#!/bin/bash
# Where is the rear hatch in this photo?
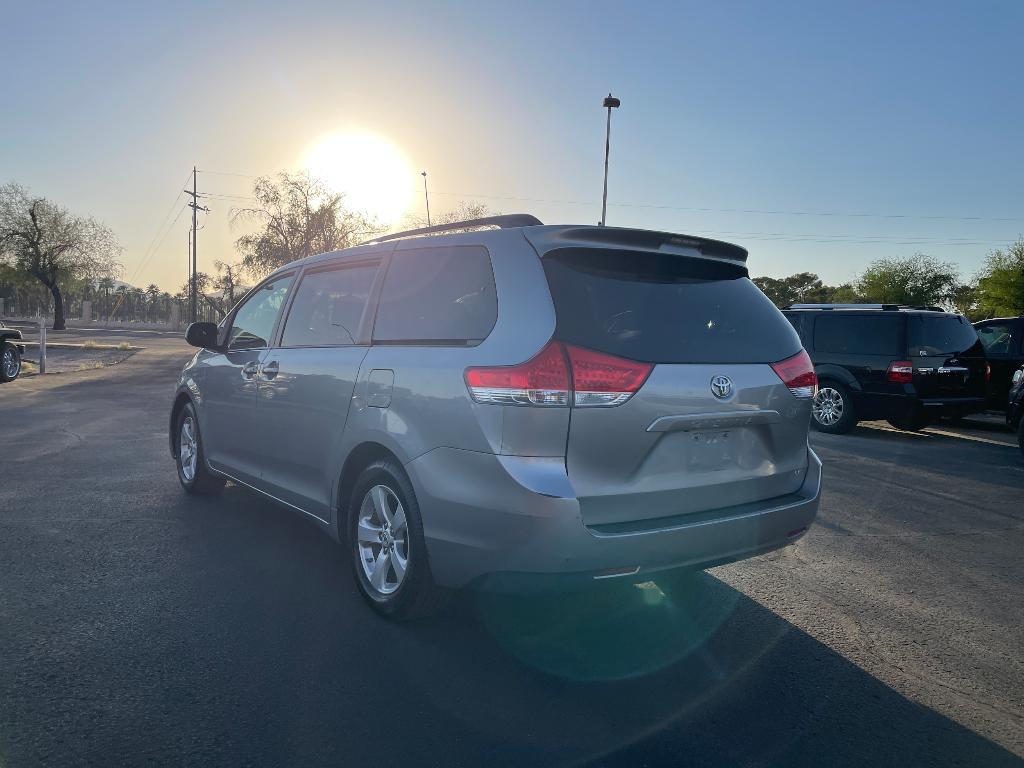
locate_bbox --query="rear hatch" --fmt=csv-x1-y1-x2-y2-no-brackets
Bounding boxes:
541,244,812,528
906,314,986,400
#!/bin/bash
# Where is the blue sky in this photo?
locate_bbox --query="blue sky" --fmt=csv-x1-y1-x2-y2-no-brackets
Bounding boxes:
2,0,1021,291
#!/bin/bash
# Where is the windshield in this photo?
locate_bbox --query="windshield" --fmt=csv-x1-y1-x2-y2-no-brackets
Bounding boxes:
907,314,983,357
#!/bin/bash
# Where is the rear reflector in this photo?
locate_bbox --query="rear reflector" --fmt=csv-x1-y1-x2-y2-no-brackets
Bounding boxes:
465,341,652,407
887,360,913,384
770,349,817,398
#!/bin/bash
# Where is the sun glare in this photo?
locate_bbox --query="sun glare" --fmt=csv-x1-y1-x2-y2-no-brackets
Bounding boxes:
302,132,413,224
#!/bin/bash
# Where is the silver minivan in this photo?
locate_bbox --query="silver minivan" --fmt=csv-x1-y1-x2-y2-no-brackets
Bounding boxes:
170,216,822,619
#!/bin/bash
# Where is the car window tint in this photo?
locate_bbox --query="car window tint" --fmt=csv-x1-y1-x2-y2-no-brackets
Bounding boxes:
373,246,497,344
282,263,379,347
976,324,1014,355
543,249,801,364
228,274,294,350
813,315,901,355
908,314,982,356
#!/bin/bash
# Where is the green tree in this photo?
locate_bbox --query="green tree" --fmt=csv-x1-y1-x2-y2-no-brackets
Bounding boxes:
854,253,959,307
975,239,1024,318
751,272,860,308
0,183,121,329
232,171,384,278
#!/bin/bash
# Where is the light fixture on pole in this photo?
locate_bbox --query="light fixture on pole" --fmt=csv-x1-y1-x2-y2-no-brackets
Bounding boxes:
600,93,621,227
421,171,431,227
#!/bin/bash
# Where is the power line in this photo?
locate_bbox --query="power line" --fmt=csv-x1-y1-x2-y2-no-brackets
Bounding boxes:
427,189,1023,223
196,169,258,178
123,170,194,288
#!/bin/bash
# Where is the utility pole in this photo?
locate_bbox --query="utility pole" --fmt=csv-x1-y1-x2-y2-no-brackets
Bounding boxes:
600,93,621,227
421,171,431,226
184,167,209,323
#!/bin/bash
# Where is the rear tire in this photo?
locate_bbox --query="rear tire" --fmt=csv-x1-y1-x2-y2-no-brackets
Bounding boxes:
174,402,226,495
1,342,20,382
812,381,856,434
348,458,446,620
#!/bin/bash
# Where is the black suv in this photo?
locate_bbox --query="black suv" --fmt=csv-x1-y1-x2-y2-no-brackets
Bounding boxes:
782,304,987,433
973,316,1024,412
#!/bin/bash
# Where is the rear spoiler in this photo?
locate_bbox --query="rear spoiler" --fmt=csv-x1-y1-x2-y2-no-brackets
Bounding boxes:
523,225,748,266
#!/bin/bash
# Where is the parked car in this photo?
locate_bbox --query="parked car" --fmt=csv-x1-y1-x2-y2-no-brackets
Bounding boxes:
1008,365,1024,456
169,216,822,619
0,321,24,383
973,316,1024,412
782,304,987,433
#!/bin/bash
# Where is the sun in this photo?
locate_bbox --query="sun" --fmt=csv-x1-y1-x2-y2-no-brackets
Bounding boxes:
301,132,413,224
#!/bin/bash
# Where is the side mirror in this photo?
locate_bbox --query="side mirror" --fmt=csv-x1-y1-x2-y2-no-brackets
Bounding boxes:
185,321,221,349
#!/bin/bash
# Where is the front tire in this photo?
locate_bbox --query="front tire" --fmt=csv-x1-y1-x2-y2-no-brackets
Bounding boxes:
812,381,857,434
175,402,226,495
1,342,21,382
348,458,444,620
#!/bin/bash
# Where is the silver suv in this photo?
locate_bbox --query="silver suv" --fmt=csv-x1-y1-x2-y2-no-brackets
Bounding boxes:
170,216,822,619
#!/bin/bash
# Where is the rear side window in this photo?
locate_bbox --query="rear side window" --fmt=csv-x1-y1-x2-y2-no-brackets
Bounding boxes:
813,315,901,355
908,314,982,356
976,323,1015,355
373,246,497,344
281,262,379,347
542,249,801,364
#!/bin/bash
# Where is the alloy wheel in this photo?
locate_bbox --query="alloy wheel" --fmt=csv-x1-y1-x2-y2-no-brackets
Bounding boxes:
179,416,198,482
813,387,844,426
2,348,17,379
356,484,409,596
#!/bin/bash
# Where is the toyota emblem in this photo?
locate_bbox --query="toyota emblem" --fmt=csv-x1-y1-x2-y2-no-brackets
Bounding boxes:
710,375,733,399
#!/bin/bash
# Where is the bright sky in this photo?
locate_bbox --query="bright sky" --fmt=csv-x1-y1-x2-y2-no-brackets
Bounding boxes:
2,0,1022,292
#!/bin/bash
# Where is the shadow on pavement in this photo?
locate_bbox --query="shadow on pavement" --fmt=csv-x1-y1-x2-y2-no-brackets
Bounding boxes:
4,483,1018,767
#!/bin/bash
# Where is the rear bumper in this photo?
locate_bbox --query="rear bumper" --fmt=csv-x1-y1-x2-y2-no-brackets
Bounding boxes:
405,446,822,590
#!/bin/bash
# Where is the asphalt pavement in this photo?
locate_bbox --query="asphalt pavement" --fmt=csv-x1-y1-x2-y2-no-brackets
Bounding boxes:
1,330,1021,767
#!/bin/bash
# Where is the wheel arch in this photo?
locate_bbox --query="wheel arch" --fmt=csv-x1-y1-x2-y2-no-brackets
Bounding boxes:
334,442,404,539
169,392,193,458
815,364,862,391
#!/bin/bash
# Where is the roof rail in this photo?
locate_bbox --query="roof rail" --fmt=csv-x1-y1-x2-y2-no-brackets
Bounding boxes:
783,303,947,312
364,214,543,245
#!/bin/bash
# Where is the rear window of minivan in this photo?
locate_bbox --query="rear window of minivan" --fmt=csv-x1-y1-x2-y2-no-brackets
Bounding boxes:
542,249,801,364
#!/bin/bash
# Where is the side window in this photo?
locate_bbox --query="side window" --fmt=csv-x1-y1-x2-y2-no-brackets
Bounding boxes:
227,274,294,350
976,324,1014,355
373,246,497,344
281,262,379,347
813,315,901,355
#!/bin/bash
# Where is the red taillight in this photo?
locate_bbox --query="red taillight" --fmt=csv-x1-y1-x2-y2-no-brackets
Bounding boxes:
464,340,570,405
564,344,653,406
887,360,913,384
465,341,652,407
770,349,817,398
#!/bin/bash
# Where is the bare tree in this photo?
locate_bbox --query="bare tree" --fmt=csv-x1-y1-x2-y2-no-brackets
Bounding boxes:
213,260,244,309
0,183,121,330
231,171,385,278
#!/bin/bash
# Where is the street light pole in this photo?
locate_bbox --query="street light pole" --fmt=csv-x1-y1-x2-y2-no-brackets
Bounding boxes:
421,171,431,227
600,93,621,227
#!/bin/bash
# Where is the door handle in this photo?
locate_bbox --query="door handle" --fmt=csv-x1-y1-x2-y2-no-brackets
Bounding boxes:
241,361,259,380
261,361,279,380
